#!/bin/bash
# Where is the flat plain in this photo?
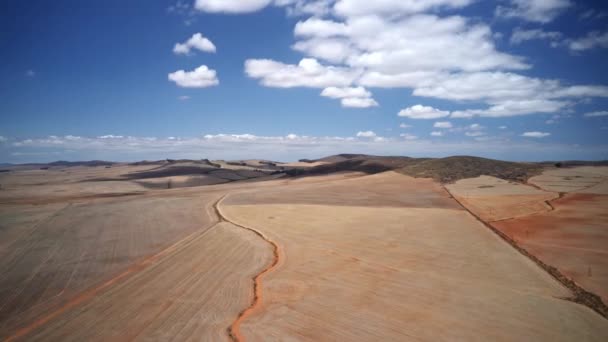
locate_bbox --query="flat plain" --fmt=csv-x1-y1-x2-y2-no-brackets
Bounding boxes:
0,159,607,341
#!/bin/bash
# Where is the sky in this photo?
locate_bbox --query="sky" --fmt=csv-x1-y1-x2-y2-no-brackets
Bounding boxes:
1,0,608,163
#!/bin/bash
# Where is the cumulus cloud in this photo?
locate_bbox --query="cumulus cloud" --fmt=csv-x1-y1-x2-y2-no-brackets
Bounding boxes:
245,58,359,88
341,97,378,108
293,15,528,73
333,0,474,17
178,95,191,100
194,0,272,13
228,0,607,118
521,131,551,138
568,31,608,51
400,133,418,140
320,86,377,108
168,65,219,88
399,123,412,129
496,0,571,23
510,28,562,45
173,33,216,54
398,105,450,119
433,121,453,129
356,130,377,138
412,72,608,118
430,131,444,137
320,86,370,99
584,111,608,117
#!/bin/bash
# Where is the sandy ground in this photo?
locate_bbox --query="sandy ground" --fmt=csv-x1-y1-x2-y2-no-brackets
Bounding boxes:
221,203,608,341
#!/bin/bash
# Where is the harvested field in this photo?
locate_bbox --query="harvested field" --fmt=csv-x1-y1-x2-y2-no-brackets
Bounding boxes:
224,171,460,209
529,166,608,194
220,203,608,341
0,193,221,338
9,222,273,341
1,161,607,341
494,193,608,302
446,175,558,221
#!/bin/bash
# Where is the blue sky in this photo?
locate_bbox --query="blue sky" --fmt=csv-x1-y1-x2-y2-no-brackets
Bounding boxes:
1,0,608,162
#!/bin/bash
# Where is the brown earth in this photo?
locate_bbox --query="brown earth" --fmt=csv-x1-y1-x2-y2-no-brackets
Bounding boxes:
494,193,608,302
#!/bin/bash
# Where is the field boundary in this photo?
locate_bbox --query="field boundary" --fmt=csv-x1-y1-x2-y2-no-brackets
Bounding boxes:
443,185,608,319
215,195,281,342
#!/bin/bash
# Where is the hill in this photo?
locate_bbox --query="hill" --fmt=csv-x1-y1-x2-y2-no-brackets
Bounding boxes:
286,155,543,183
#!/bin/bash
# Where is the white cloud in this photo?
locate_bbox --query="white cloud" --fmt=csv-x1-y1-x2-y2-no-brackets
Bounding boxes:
320,86,370,99
173,33,216,55
25,70,36,77
433,121,453,129
399,123,412,129
468,123,484,130
320,86,377,108
496,0,571,23
568,31,608,51
0,136,7,143
499,125,508,129
579,9,608,21
278,0,335,17
294,15,528,73
584,111,608,117
245,58,359,88
465,131,485,137
233,0,608,118
430,131,444,137
398,105,450,119
194,0,272,13
98,135,124,139
341,97,378,108
178,95,191,100
7,134,607,163
510,28,562,45
333,0,475,17
294,17,349,37
168,65,219,88
400,133,418,140
413,72,608,118
521,131,551,138
356,130,376,138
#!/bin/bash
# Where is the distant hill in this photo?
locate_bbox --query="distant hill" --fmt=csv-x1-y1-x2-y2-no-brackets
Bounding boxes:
286,155,426,177
47,160,115,167
287,155,544,183
398,156,542,183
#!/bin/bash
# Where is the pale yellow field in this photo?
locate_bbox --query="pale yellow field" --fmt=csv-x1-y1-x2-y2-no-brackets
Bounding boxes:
529,166,608,194
15,222,272,341
220,203,608,341
446,175,558,221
